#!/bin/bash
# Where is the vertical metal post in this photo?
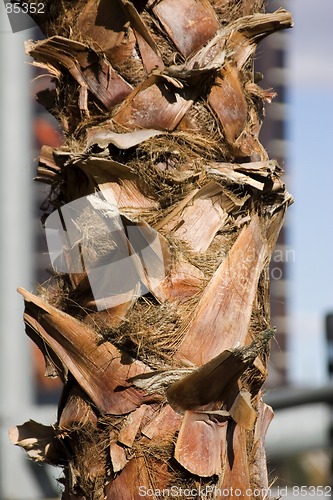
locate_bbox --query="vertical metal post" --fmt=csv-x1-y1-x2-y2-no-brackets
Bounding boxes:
0,6,38,498
325,313,333,494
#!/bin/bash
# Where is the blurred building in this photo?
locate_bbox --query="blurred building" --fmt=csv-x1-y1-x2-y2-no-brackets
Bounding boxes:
256,0,290,387
31,65,63,404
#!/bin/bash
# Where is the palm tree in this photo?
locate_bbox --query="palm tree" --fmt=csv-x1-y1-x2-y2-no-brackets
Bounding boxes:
10,0,293,498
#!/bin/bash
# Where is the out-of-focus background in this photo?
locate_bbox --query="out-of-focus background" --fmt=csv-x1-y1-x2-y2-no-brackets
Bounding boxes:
0,0,332,498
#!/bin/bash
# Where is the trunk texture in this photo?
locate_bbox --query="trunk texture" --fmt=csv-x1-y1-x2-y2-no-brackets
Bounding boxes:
10,1,293,499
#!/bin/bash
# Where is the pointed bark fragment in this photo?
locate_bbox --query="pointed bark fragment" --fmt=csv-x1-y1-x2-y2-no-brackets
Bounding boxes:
58,384,98,431
110,432,128,473
77,0,129,55
180,10,292,75
236,9,293,40
67,158,159,213
162,257,204,303
227,10,293,69
105,457,153,499
229,390,256,430
152,0,219,57
174,410,228,477
24,314,68,382
134,29,165,74
234,127,268,161
110,443,128,474
86,128,164,150
206,159,282,191
9,420,61,464
19,289,154,414
208,64,247,144
115,0,165,75
141,404,182,441
118,405,148,448
112,74,199,131
177,215,269,366
251,401,274,489
35,145,61,184
217,422,252,498
160,182,229,253
167,331,272,414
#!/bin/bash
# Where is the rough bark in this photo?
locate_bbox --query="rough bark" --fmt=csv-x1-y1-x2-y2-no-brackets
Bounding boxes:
10,1,293,499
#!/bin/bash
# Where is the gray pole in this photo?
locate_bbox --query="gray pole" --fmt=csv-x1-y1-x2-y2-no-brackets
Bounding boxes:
0,8,60,498
0,6,38,498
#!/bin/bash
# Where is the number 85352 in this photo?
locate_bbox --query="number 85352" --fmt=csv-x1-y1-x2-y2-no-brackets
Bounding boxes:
5,2,45,14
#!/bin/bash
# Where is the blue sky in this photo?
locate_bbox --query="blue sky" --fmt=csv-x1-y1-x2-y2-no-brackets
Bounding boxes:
286,0,333,384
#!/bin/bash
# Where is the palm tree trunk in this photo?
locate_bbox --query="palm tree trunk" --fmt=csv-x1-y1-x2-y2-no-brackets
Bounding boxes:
10,1,293,498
